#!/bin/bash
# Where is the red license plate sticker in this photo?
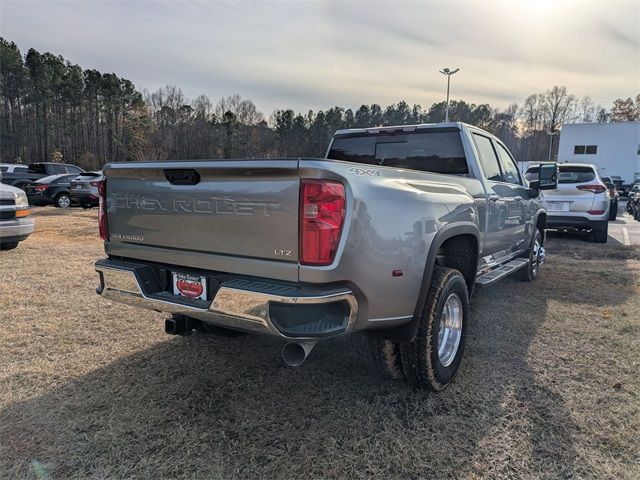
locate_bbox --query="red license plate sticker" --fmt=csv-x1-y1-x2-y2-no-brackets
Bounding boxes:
172,272,207,300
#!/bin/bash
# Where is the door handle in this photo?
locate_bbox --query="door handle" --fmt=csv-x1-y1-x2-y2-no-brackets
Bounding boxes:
489,194,500,202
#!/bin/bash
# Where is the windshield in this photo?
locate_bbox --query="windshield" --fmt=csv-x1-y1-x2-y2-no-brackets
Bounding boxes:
328,130,469,175
37,174,61,183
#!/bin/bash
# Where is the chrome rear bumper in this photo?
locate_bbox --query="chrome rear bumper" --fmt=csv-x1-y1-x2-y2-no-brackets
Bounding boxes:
95,259,358,339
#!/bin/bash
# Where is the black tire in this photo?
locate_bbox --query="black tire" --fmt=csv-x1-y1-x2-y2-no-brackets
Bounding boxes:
55,193,72,208
590,221,608,243
368,335,404,380
517,228,543,282
0,241,19,250
81,203,91,209
635,208,640,221
608,204,618,221
198,323,245,337
400,266,469,391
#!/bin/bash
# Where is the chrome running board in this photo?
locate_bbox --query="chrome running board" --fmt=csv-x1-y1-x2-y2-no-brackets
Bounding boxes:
475,258,529,286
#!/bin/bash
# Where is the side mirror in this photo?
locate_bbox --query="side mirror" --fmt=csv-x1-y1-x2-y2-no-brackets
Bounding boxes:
538,163,558,190
526,180,540,198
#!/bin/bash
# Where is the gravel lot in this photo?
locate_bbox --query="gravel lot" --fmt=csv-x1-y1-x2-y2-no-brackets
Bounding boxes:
1,208,639,479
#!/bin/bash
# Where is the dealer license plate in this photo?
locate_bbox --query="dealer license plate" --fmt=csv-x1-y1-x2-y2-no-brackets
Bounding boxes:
172,272,207,300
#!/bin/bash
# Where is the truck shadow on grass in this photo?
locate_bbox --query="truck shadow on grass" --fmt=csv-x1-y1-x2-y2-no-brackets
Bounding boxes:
2,242,638,479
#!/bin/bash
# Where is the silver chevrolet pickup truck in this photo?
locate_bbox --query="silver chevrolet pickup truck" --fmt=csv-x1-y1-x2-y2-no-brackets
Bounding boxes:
95,122,558,390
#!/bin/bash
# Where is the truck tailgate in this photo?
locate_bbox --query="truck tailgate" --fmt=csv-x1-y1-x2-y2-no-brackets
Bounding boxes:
105,160,300,264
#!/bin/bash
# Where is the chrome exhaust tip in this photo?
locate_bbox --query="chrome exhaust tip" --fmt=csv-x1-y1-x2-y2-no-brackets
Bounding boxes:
281,341,317,367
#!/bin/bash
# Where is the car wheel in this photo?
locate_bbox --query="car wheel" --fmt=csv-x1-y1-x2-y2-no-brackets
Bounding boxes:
55,193,71,208
590,221,608,243
608,204,618,221
368,335,404,380
400,266,468,391
0,241,19,250
517,229,544,282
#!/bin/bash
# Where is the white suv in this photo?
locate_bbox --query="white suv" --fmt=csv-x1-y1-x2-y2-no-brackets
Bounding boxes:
525,163,609,243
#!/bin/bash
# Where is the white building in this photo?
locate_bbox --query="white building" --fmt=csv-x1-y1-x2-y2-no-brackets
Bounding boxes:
557,122,640,184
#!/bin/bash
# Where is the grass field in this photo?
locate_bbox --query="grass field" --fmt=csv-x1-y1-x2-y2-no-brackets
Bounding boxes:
1,208,639,479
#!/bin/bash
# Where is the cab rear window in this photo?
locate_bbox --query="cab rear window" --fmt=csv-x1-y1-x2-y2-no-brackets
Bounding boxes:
328,131,468,175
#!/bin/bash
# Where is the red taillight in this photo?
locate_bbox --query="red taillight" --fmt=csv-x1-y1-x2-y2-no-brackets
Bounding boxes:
299,179,345,266
577,184,606,194
90,180,100,187
98,179,108,240
34,185,47,192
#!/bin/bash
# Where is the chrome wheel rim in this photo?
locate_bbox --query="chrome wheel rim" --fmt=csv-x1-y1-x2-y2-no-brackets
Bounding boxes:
437,293,463,367
531,237,541,276
59,195,70,208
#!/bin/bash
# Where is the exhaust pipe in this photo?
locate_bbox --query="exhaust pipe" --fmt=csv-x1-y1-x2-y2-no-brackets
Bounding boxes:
282,341,317,367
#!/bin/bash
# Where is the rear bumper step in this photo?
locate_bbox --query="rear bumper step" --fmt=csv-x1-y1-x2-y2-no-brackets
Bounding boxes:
95,258,358,339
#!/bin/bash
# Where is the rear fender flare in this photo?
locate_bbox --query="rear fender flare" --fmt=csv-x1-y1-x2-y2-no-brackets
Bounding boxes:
378,222,479,342
533,209,547,244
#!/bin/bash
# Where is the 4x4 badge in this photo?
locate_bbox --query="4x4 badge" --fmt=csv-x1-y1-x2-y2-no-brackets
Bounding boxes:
347,167,382,176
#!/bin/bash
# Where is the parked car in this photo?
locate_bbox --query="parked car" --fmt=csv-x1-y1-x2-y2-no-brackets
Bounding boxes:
0,162,84,191
0,163,30,176
627,185,640,220
0,171,35,250
609,176,625,196
626,184,639,214
601,176,619,220
525,163,609,243
23,174,80,208
70,171,103,208
94,122,558,391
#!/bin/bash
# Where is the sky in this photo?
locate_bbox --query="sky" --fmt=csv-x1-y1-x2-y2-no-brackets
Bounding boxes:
1,0,639,115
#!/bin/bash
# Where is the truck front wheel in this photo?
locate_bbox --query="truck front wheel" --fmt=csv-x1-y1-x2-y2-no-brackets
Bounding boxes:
517,229,543,282
400,266,469,391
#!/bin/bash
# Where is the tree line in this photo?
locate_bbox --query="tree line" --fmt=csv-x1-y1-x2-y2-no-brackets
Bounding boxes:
1,38,639,170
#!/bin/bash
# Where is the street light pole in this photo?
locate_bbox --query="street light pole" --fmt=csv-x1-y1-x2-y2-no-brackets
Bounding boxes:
439,67,460,123
547,130,557,162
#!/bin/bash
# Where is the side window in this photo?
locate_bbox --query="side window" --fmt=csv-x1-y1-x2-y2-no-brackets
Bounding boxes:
0,167,7,173
66,165,83,174
49,164,66,174
472,134,502,182
494,143,521,185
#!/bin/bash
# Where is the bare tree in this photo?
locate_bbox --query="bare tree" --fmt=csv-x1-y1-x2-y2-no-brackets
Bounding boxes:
543,86,577,132
577,96,595,123
215,94,264,125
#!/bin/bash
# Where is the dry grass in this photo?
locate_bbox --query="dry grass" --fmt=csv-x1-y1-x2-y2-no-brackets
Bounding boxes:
1,208,639,479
